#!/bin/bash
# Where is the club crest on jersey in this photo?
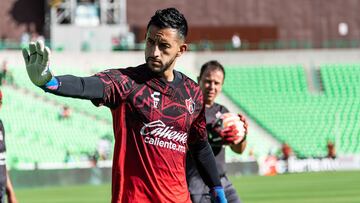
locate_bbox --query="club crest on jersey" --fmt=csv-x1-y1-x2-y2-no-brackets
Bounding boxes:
151,91,160,108
185,98,195,114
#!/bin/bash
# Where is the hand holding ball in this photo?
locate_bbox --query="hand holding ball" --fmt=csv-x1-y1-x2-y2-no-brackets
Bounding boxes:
217,113,248,144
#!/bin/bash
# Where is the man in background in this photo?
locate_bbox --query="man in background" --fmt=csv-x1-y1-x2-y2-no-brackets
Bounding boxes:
187,60,248,203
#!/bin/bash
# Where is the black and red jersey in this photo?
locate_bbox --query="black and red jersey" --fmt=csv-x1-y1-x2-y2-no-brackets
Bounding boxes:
93,64,207,203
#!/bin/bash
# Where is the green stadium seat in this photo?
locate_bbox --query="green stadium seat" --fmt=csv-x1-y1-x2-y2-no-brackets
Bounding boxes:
223,64,360,158
1,86,113,168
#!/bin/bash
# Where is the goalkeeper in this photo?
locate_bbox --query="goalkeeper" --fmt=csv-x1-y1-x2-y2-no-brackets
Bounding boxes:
186,60,248,203
22,8,227,203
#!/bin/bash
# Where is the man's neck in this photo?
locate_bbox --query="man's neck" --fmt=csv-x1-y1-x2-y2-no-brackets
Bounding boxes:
205,102,214,108
162,67,175,82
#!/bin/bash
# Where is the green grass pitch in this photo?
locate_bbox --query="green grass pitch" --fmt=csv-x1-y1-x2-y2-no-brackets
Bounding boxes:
15,171,360,203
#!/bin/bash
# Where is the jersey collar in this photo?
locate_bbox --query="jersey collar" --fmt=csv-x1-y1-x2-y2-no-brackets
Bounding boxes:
140,64,184,96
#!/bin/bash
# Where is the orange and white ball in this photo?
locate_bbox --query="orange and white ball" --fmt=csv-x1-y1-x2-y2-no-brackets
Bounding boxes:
221,113,247,139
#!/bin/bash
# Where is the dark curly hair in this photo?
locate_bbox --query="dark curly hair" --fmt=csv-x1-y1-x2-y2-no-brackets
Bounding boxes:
147,8,188,40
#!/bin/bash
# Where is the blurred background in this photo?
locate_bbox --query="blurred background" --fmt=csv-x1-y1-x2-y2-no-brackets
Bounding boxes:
0,0,359,202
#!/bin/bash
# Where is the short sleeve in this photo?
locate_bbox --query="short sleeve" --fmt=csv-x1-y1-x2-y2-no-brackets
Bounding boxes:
220,105,230,114
91,69,134,108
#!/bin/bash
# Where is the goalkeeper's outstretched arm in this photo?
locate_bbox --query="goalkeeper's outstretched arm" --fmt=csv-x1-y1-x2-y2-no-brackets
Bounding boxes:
46,75,104,100
22,40,104,100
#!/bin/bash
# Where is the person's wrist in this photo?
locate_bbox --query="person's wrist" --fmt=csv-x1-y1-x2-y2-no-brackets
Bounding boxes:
239,134,247,144
210,186,227,203
43,76,59,90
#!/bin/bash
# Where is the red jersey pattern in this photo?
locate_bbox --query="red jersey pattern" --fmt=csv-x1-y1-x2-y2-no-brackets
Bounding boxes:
93,64,207,203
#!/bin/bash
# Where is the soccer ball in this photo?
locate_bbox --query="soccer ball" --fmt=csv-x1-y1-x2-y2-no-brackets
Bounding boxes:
220,112,247,140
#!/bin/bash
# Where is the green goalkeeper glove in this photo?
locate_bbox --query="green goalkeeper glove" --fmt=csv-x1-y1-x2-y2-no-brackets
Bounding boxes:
22,40,58,89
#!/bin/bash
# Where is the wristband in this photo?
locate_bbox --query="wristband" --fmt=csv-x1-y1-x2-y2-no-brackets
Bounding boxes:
44,76,59,90
210,186,227,203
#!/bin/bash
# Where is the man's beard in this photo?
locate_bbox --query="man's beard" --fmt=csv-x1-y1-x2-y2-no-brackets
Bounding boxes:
146,55,177,74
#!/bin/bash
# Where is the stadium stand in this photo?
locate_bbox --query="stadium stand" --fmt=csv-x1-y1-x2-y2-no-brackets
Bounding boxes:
9,66,111,123
222,64,360,158
1,85,112,168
